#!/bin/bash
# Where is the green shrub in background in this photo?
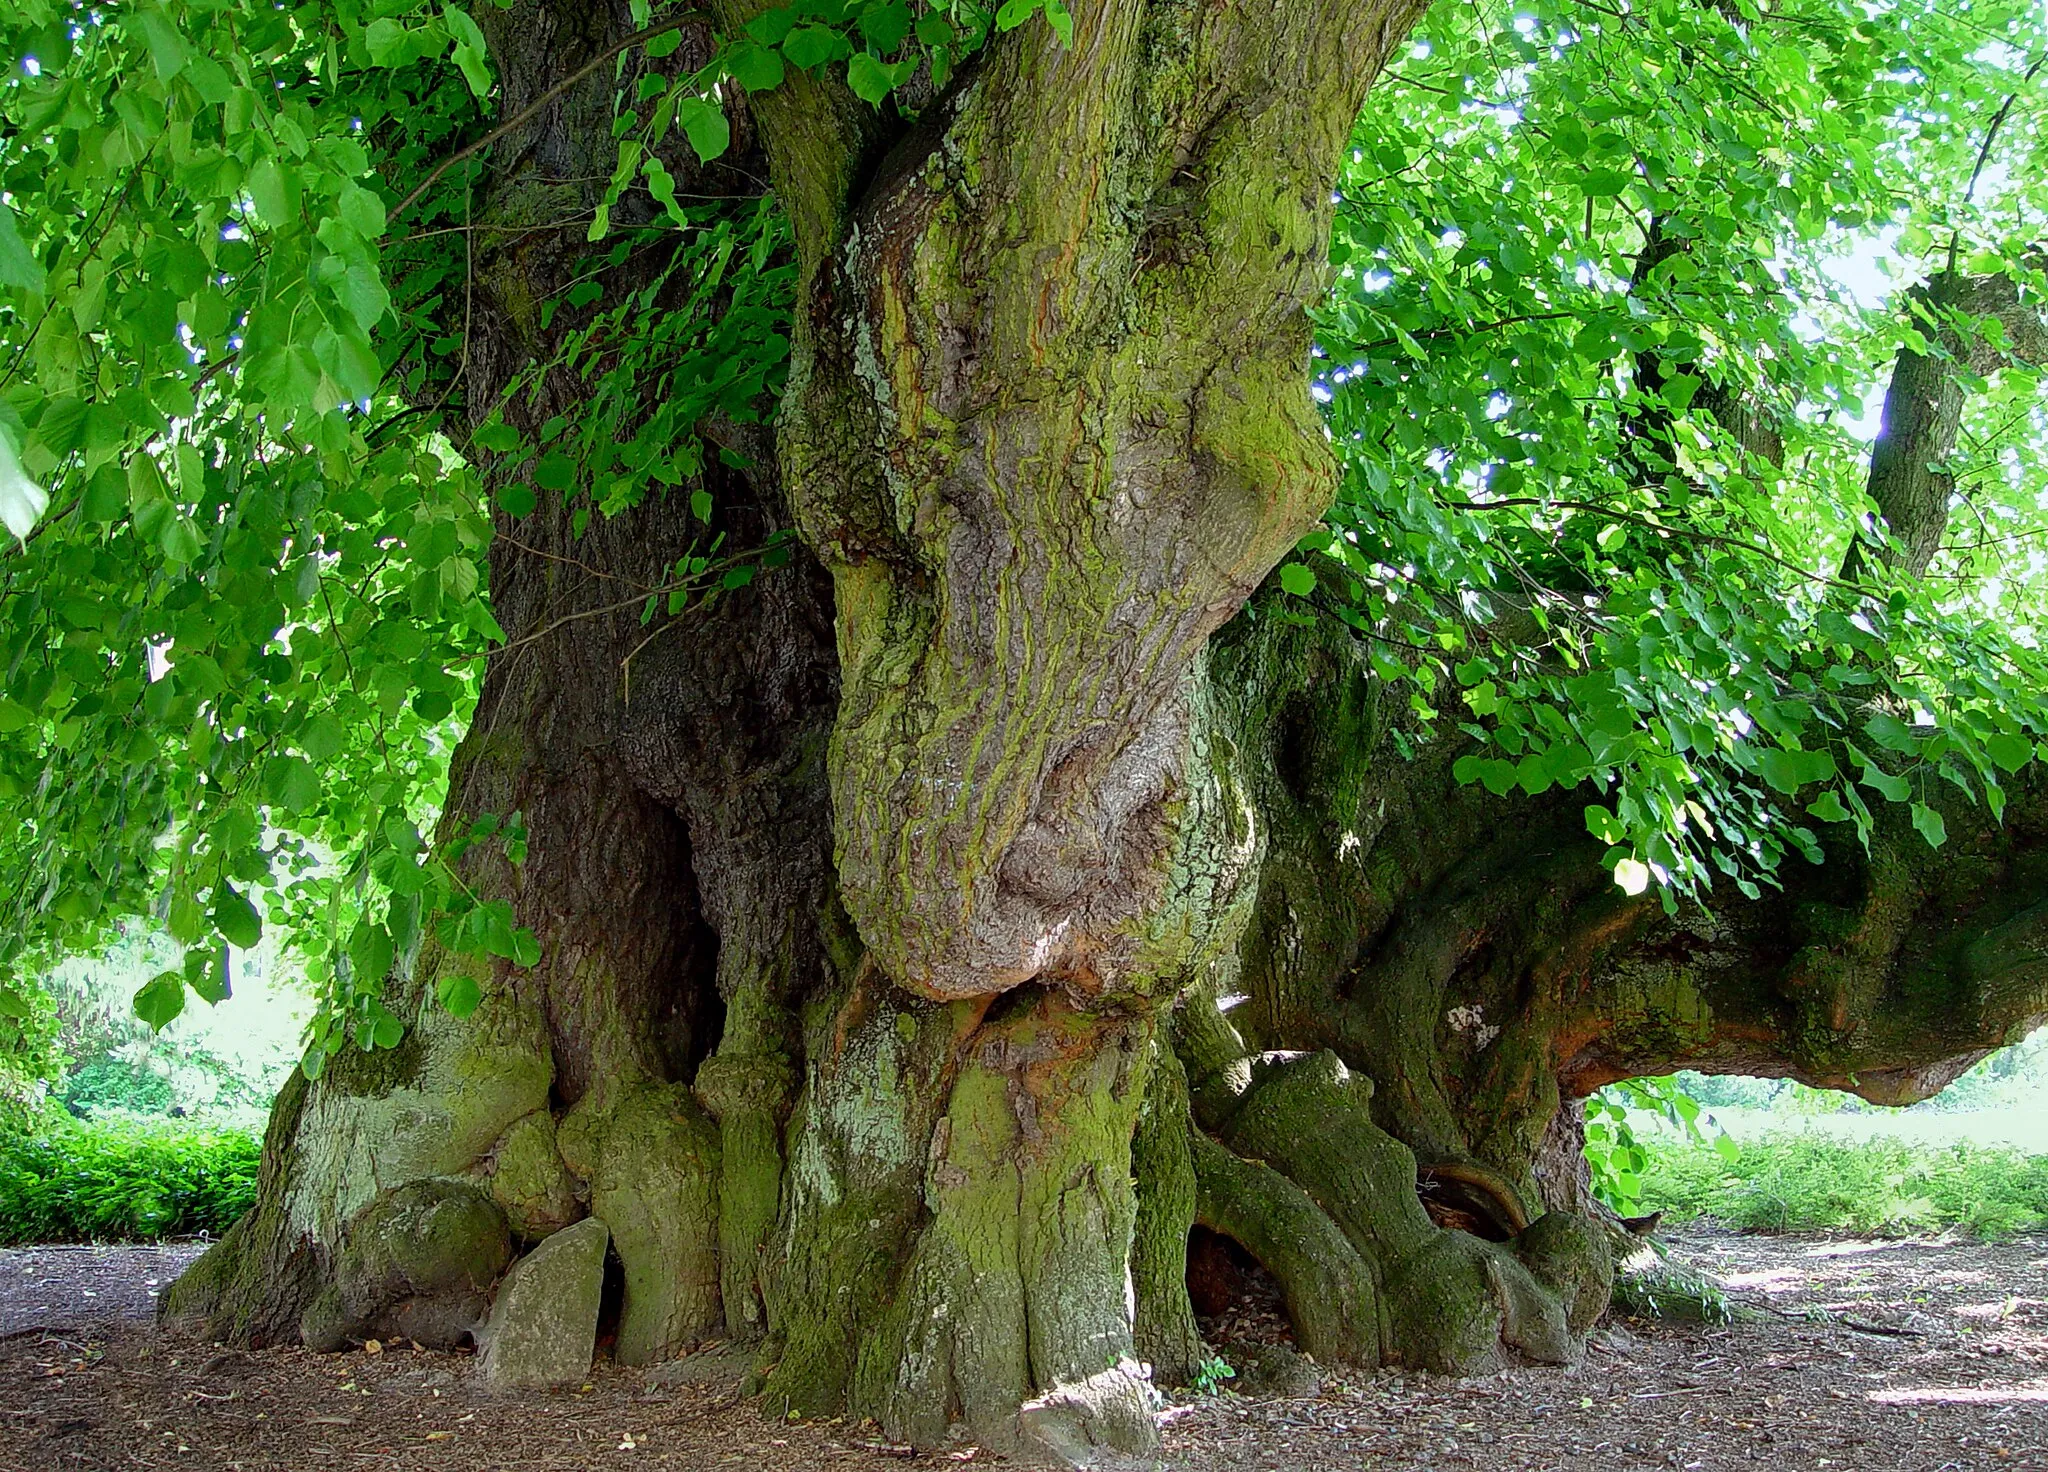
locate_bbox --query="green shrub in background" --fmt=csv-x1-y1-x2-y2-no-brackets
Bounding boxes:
61,1057,176,1117
1642,1131,2048,1240
1585,1075,1736,1215
0,1117,259,1244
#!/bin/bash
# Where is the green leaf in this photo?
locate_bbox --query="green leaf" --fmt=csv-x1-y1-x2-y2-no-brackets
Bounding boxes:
82,466,126,523
535,453,576,491
301,713,347,762
247,157,297,227
1612,857,1652,895
746,6,798,45
727,41,786,91
443,5,495,94
1910,803,1947,850
511,928,542,968
337,185,387,242
338,262,392,329
1756,745,1833,795
134,11,192,81
1984,731,2034,774
675,97,732,164
497,481,537,518
133,971,187,1031
365,17,409,64
1277,563,1317,597
159,515,203,565
349,921,395,985
267,754,323,814
0,202,45,293
859,1,914,50
1583,804,1625,844
437,967,483,1018
167,891,207,946
190,947,232,1005
184,54,232,105
0,433,49,542
473,421,522,454
1864,713,1919,754
212,885,264,949
782,24,847,69
1858,763,1911,803
1804,788,1851,823
384,815,425,856
847,51,895,106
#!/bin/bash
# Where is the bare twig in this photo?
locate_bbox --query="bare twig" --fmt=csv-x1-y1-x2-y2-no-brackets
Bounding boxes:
389,15,707,222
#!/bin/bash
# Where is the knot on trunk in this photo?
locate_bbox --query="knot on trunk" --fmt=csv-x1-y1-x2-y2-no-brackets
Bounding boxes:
693,1054,796,1120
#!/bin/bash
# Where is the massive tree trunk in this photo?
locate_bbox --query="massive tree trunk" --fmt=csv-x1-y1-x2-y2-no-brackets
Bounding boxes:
163,0,2048,1462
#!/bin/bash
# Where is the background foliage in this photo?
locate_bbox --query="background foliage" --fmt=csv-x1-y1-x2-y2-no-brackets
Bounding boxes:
1288,0,2048,901
1642,1131,2048,1239
0,1116,258,1244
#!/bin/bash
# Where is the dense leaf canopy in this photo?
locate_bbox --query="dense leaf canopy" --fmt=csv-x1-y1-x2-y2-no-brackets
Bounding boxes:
0,0,2043,1078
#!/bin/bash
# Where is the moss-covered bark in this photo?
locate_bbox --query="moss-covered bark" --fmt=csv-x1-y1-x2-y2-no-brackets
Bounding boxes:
164,1,839,1369
1129,1044,1206,1385
860,991,1155,1453
1188,1126,1384,1367
159,1069,321,1344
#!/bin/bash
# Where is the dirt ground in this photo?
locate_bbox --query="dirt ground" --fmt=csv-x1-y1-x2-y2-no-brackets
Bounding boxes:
3,1226,2046,1471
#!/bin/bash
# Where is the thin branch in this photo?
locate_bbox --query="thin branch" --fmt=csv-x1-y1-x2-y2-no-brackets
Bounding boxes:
1346,310,1580,356
392,216,596,245
1441,496,1868,592
1964,52,2048,209
492,532,659,589
191,350,240,393
389,14,707,223
448,547,762,665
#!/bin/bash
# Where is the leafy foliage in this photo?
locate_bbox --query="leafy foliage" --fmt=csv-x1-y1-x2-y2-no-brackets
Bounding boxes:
1585,1074,1733,1215
0,982,60,1121
0,0,794,1068
0,0,519,1062
0,1116,258,1244
1643,1129,2048,1240
45,926,302,1121
1287,0,2048,902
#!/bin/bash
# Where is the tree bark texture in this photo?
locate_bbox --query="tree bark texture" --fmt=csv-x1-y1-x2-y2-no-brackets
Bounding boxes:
164,1,2048,1462
1852,256,2047,578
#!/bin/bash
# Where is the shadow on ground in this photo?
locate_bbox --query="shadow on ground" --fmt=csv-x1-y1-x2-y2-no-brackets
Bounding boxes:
2,1227,2045,1470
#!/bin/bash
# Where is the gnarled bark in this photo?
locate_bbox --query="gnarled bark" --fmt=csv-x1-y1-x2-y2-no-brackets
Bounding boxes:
1206,586,2048,1215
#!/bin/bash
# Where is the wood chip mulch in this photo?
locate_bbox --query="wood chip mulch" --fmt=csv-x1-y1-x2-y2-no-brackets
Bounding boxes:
1,1225,2044,1470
